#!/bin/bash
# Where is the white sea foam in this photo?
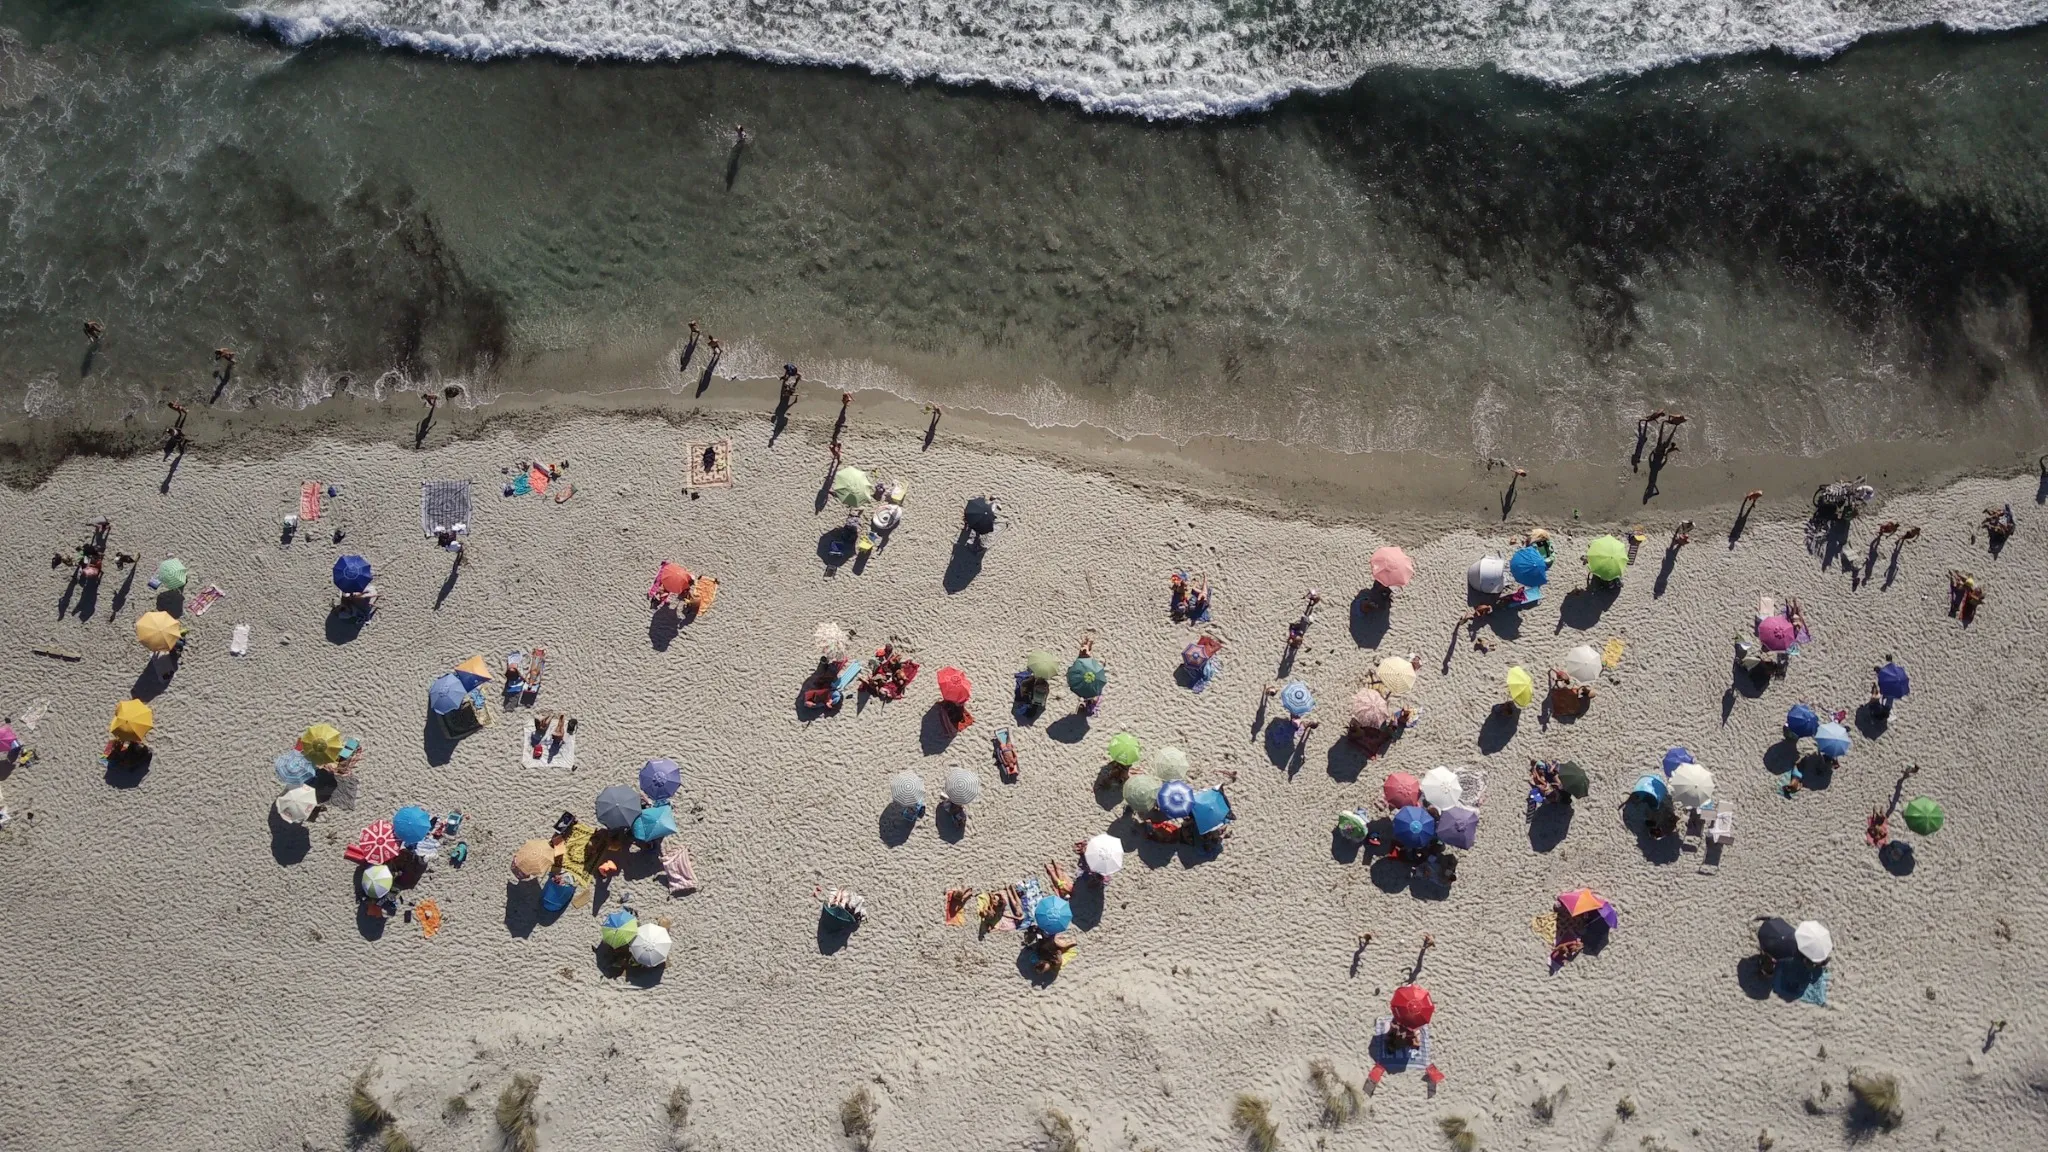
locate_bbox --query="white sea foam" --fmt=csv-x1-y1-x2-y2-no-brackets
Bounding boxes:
239,0,2048,117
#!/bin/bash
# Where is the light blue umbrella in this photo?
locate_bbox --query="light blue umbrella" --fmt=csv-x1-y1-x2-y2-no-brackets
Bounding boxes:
632,803,677,843
1875,662,1910,700
1509,546,1550,587
1785,703,1820,738
1391,805,1437,849
1661,747,1695,776
1190,788,1232,834
331,554,373,593
638,758,682,802
1278,681,1315,718
392,805,433,845
427,672,469,716
1156,780,1195,818
1032,894,1073,934
1630,774,1669,805
273,749,316,787
1815,722,1852,759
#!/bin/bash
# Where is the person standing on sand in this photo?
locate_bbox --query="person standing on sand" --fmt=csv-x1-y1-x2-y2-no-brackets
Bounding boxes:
83,319,104,342
734,124,747,146
1741,489,1762,512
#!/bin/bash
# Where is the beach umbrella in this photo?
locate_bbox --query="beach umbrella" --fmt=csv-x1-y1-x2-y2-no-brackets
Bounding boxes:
392,805,434,846
963,497,998,534
814,621,853,661
1122,773,1162,813
1374,656,1417,695
1468,554,1506,595
1391,805,1436,849
1661,747,1696,775
1152,747,1191,781
655,562,694,598
1504,666,1534,710
1350,687,1393,729
1436,805,1480,849
275,785,318,824
1190,788,1231,834
1420,766,1462,809
1067,657,1108,699
135,611,184,653
1278,681,1315,717
632,804,678,842
1795,920,1833,963
510,839,554,881
601,909,640,948
1757,917,1799,959
1390,984,1435,1028
1876,662,1911,699
1509,546,1549,587
1026,651,1062,681
1083,833,1125,876
109,699,154,743
299,723,345,765
1669,761,1715,809
1383,771,1422,809
1336,809,1372,841
1630,774,1669,806
1560,644,1602,685
936,667,973,705
354,818,401,864
1559,888,1618,929
942,766,982,806
1814,723,1852,759
1033,894,1074,934
830,467,872,507
1585,535,1627,582
629,922,672,966
1556,761,1591,799
1903,797,1944,835
889,771,926,810
273,749,317,787
1106,732,1142,767
427,672,470,715
1757,616,1796,652
1156,780,1195,819
154,558,189,591
0,724,15,757
594,785,642,829
360,864,393,898
639,758,682,802
1785,703,1821,738
453,655,494,688
332,554,373,593
1370,546,1415,588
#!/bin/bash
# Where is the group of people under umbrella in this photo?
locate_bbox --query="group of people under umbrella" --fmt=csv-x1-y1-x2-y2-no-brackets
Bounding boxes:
343,801,461,933
1113,742,1237,849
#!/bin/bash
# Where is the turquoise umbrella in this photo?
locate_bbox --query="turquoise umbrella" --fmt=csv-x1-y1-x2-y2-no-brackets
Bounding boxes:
1067,657,1107,699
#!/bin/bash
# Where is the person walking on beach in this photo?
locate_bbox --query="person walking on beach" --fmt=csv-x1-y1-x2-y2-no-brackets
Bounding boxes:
734,124,748,146
167,401,188,432
83,319,104,343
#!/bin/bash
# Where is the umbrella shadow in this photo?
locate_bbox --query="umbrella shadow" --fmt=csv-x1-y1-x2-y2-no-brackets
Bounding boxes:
1090,764,1127,811
1349,591,1391,648
918,705,960,755
815,528,856,573
503,881,541,938
1729,660,1771,701
816,909,857,955
355,904,388,940
1262,718,1304,771
1476,705,1520,753
1527,803,1574,853
942,538,985,594
324,608,369,646
102,745,153,787
1553,582,1619,633
1069,879,1105,930
422,711,459,768
156,588,185,616
877,805,918,848
1368,855,1413,894
1853,701,1890,739
1734,956,1775,1001
1325,739,1367,783
648,606,681,651
624,961,667,989
1879,840,1917,876
130,653,177,702
1045,712,1091,745
1620,802,1684,864
268,807,311,866
934,803,968,843
1330,827,1363,864
1796,753,1835,791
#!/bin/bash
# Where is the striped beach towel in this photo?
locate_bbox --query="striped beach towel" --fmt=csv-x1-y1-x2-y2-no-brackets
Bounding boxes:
421,480,472,536
299,483,322,521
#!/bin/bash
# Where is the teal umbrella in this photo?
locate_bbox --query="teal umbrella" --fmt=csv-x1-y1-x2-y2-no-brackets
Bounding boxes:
1067,657,1107,699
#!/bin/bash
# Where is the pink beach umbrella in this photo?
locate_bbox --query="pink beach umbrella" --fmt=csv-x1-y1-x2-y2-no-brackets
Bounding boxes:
1757,616,1796,652
1370,547,1416,589
1383,772,1422,809
1350,687,1394,729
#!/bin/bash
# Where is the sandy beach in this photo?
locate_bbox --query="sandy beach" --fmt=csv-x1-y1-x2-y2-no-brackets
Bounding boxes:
1,407,2044,1152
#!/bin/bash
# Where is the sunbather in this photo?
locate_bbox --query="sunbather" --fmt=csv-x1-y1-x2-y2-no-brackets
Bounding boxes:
1983,503,2015,540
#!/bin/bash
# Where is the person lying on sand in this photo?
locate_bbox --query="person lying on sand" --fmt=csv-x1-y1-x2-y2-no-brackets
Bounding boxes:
1983,504,2015,540
1287,589,1322,645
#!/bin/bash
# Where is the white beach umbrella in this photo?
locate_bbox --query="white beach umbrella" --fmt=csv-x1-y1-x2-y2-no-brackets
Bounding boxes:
1420,766,1463,809
1468,554,1506,595
813,621,853,661
889,771,926,809
1669,761,1715,809
629,923,673,966
942,765,982,806
1795,920,1833,963
1082,834,1125,877
274,785,318,824
1374,656,1417,696
1560,644,1602,685
1152,746,1191,781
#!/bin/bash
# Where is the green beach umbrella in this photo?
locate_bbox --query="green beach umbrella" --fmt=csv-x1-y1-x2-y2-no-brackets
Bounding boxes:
1152,746,1191,781
830,467,872,508
601,909,640,948
1336,810,1371,842
1585,536,1627,582
1902,797,1945,835
1067,657,1107,699
1556,761,1591,799
1106,732,1141,767
1122,773,1162,813
1026,651,1062,681
155,558,189,591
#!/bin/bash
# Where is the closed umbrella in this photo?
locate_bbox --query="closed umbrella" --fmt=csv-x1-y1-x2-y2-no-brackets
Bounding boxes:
1278,681,1315,717
1391,805,1436,848
510,839,554,881
427,672,470,715
1757,917,1799,958
135,611,184,653
1156,780,1195,818
1785,703,1821,737
1630,774,1669,806
1083,833,1125,876
1420,766,1462,809
1350,687,1393,729
632,804,677,842
275,785,318,823
110,699,154,742
1669,761,1715,809
595,785,642,829
1190,788,1231,834
942,766,982,806
1876,662,1910,699
154,558,189,591
1903,797,1944,834
1585,535,1627,582
1390,984,1435,1028
1661,747,1696,775
332,554,373,593
1067,657,1108,699
1560,644,1602,685
274,750,316,787
1757,616,1796,652
963,497,998,534
601,909,640,948
639,758,682,802
1105,732,1141,766
1814,723,1852,759
1370,546,1415,588
629,922,672,966
889,771,926,810
1026,651,1062,681
814,621,853,661
1556,761,1591,799
299,723,345,764
1383,771,1422,809
1152,747,1191,780
830,467,872,507
1559,888,1618,929
1122,773,1162,813
1033,894,1073,934
1374,657,1417,695
353,819,401,865
1468,554,1506,594
392,805,434,846
1510,546,1549,587
359,864,393,898
1436,805,1480,849
1795,921,1833,963
937,667,973,705
1504,666,1534,709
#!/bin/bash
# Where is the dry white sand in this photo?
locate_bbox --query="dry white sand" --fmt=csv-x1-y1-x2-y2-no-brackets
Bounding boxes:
1,413,2044,1152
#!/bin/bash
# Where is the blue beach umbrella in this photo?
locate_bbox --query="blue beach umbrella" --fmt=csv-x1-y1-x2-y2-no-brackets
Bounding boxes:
1661,747,1696,776
1876,662,1910,700
273,749,316,787
392,805,433,845
427,672,469,715
1278,681,1315,718
1156,780,1195,819
1391,805,1437,849
331,554,373,593
1509,546,1550,587
1630,774,1669,806
1814,722,1852,759
1033,894,1074,934
601,908,640,948
638,758,682,802
1190,788,1232,834
1785,703,1821,738
632,803,677,843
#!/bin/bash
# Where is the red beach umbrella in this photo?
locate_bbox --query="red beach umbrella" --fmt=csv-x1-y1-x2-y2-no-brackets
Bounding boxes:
351,819,402,865
1383,771,1422,808
1390,984,1435,1028
937,667,973,705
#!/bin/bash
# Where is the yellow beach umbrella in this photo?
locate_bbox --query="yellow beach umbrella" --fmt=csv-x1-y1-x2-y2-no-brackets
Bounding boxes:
1374,656,1417,696
454,654,494,684
299,723,345,765
135,611,185,653
110,699,155,743
1505,666,1535,710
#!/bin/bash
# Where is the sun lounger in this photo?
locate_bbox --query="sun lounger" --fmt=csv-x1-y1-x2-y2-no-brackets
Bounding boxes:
230,624,250,655
421,480,472,537
1704,801,1735,845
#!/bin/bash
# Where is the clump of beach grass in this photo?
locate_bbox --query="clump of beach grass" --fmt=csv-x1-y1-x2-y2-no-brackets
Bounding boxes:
1439,1111,1481,1152
348,1069,394,1144
1532,1076,1568,1122
382,1131,418,1152
840,1086,879,1151
444,1094,473,1121
667,1085,692,1130
496,1073,542,1152
1040,1106,1086,1152
1308,1059,1364,1127
1230,1093,1279,1152
1846,1069,1904,1133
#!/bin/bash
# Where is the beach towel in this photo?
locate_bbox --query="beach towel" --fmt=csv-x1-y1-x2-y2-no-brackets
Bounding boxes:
975,891,1024,933
1368,1017,1435,1074
508,472,531,496
299,483,322,521
519,732,577,770
230,624,250,656
414,898,442,938
1602,638,1626,668
944,888,973,927
422,480,472,536
689,578,719,616
688,439,733,488
660,844,697,895
190,585,225,616
556,823,598,881
1777,960,1831,1005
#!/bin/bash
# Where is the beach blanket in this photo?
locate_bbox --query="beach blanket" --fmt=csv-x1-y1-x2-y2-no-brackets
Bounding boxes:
556,823,598,882
660,844,697,895
688,439,733,488
519,732,577,770
1368,1017,1440,1083
299,483,322,521
528,465,550,495
1777,960,1831,1005
414,898,442,938
190,585,225,615
509,472,531,496
1602,638,1626,668
422,480,472,536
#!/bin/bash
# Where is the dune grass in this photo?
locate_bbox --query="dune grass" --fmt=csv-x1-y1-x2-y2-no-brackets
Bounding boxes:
667,1084,693,1130
348,1069,394,1145
840,1086,878,1151
1439,1112,1480,1152
496,1073,542,1152
1040,1106,1085,1152
1847,1069,1904,1133
1230,1093,1279,1152
1308,1059,1364,1127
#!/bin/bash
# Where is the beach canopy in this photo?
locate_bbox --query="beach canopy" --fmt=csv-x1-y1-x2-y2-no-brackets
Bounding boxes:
1374,656,1417,696
936,667,973,705
275,785,318,824
1757,616,1796,652
1383,771,1422,809
890,771,926,810
1026,651,1062,681
1814,723,1852,759
510,839,554,881
353,819,401,865
1105,732,1142,767
427,673,470,715
1350,687,1393,729
1156,779,1195,819
1630,774,1669,806
332,554,373,593
1560,644,1602,685
1370,546,1415,588
453,655,494,687
1279,681,1315,717
601,909,640,948
1390,984,1436,1028
1336,809,1371,841
155,558,189,591
392,805,434,846
1122,773,1162,813
656,562,694,597
639,758,682,802
110,699,154,742
1083,833,1125,876
1067,657,1108,698
1903,797,1944,835
135,610,184,653
1468,554,1506,595
1669,761,1715,809
1391,805,1436,848
1420,766,1462,809
360,864,393,898
1190,788,1232,834
1661,747,1696,775
1033,894,1074,934
1876,662,1910,699
595,785,642,829
964,497,998,534
830,467,872,507
1559,888,1618,929
632,803,677,843
629,922,672,966
1504,666,1534,710
1585,535,1627,582
1795,920,1833,963
299,723,345,764
1785,703,1821,738
1556,761,1591,799
274,749,317,787
1509,546,1549,587
943,766,982,806
1757,917,1799,958
1152,746,1191,780
1436,805,1480,849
